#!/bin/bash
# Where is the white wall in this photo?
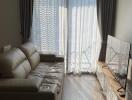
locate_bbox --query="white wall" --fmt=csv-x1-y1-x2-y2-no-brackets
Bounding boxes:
115,0,132,44
115,1,132,99
0,0,21,47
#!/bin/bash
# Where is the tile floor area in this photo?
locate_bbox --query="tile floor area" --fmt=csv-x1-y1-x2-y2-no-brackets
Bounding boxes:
62,74,106,100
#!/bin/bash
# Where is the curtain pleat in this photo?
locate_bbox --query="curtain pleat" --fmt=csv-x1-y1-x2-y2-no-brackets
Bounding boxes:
31,0,66,55
31,0,100,74
19,0,33,43
67,0,98,73
97,0,117,61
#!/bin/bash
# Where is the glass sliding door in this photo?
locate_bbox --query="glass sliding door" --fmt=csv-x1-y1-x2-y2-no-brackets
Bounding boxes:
67,0,100,74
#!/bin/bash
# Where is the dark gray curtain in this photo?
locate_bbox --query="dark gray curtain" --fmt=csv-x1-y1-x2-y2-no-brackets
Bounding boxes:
19,0,33,43
97,0,117,61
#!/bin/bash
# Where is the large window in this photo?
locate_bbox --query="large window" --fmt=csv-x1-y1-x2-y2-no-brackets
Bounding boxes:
67,0,100,73
31,0,65,55
31,0,101,73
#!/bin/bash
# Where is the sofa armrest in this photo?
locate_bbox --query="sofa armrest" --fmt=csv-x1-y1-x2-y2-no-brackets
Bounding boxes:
39,53,64,62
0,79,39,92
55,55,64,62
39,53,56,62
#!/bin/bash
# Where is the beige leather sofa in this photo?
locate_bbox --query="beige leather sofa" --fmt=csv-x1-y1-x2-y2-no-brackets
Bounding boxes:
0,42,64,100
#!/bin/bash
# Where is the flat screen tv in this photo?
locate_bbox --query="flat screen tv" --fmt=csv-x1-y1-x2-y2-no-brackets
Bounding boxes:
106,35,130,89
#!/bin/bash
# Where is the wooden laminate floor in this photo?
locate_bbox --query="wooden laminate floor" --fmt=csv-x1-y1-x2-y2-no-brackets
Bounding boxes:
62,74,106,100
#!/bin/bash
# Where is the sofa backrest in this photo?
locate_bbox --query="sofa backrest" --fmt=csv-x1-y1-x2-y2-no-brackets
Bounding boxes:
20,42,40,69
0,48,31,78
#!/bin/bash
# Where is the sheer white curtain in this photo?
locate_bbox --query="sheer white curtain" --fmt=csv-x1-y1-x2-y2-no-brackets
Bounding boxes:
67,0,101,73
31,0,66,55
31,0,101,74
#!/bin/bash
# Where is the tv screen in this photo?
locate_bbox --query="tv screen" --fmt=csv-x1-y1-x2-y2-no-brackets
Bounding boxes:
106,35,130,89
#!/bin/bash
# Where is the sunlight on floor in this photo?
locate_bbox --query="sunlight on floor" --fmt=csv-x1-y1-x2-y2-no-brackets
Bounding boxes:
62,74,106,100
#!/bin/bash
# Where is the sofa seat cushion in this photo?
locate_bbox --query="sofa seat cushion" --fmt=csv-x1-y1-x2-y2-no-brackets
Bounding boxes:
44,73,64,88
27,70,63,95
50,63,64,73
44,73,63,81
42,78,61,88
27,62,64,79
27,62,64,94
27,63,51,79
37,63,53,72
40,73,63,93
39,83,59,94
28,68,48,79
28,77,43,86
28,65,63,84
48,66,64,73
27,70,63,91
38,62,64,73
